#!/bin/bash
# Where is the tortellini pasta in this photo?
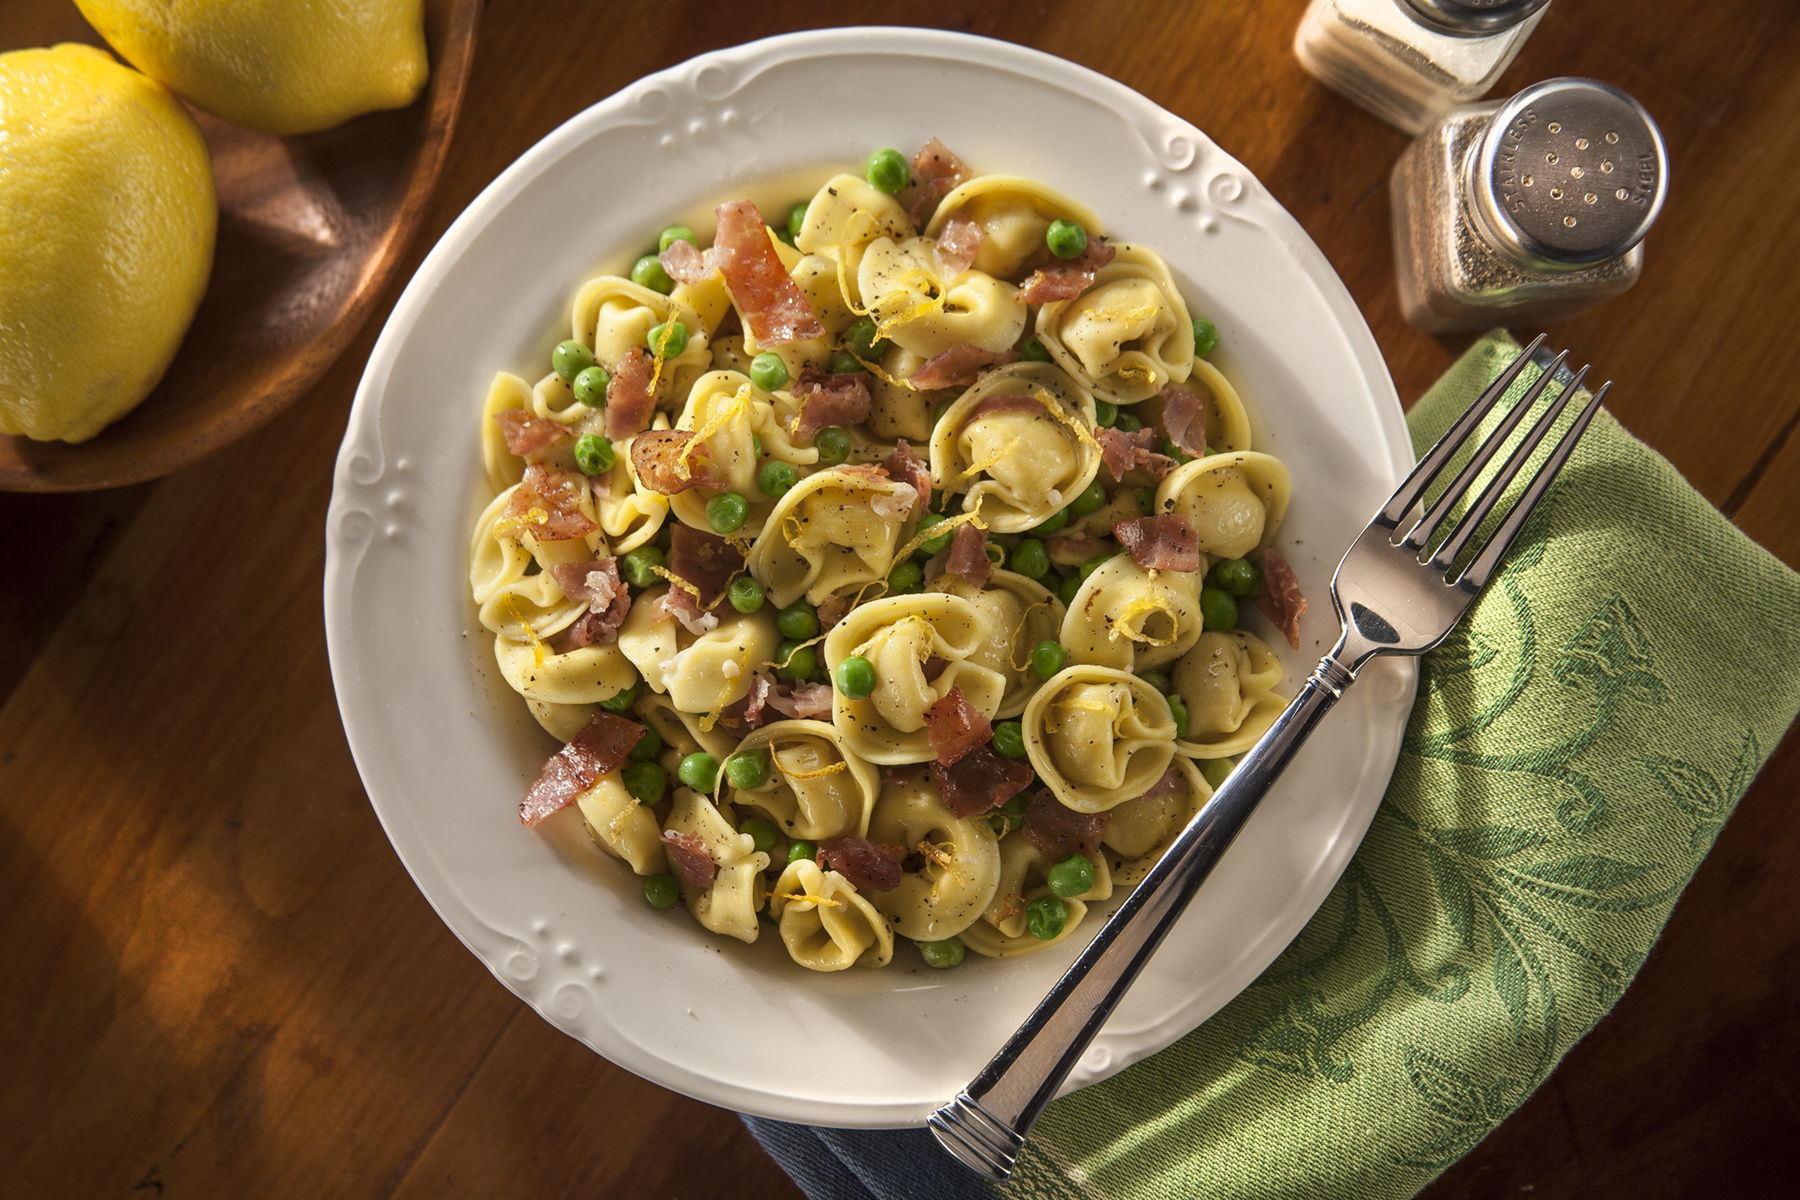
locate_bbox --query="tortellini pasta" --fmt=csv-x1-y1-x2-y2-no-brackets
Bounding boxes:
1155,450,1292,560
728,719,879,841
1037,243,1195,405
928,361,1101,533
616,585,779,718
926,174,1104,279
576,775,665,876
748,466,918,608
856,236,1027,359
667,369,816,536
770,859,894,970
865,776,1001,941
794,173,913,301
1103,757,1211,886
1061,553,1204,673
572,273,712,395
931,568,1065,719
1172,630,1287,759
665,788,770,944
1023,665,1177,812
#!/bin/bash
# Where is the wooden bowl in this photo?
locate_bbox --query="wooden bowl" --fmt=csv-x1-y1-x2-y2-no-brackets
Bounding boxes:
0,0,482,492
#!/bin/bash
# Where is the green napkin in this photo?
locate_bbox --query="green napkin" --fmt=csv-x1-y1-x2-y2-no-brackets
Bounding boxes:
1005,331,1800,1200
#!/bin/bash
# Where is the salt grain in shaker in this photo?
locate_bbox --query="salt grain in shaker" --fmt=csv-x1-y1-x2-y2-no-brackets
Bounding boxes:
1295,0,1552,135
1390,77,1669,332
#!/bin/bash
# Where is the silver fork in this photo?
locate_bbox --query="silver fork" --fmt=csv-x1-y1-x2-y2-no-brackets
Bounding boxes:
928,335,1609,1182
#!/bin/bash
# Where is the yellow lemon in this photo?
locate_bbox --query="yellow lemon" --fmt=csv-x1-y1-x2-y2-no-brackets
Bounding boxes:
0,44,216,444
75,0,428,137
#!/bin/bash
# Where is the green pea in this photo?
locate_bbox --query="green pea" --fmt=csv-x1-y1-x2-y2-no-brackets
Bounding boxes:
1244,563,1264,598
1045,218,1088,259
1078,552,1113,581
1134,487,1157,515
758,460,798,498
1026,895,1067,940
1160,437,1195,466
623,761,667,805
677,752,720,793
599,679,640,714
1200,586,1239,631
1138,670,1172,695
776,640,817,682
1166,693,1191,739
658,225,696,253
1114,411,1143,433
573,433,614,476
814,426,851,466
887,559,923,593
829,349,865,375
725,749,771,790
620,545,666,589
776,602,819,640
1193,317,1220,357
1000,792,1029,817
705,491,749,534
642,873,680,909
628,726,662,761
552,339,594,382
990,789,1030,834
631,254,674,294
916,937,966,969
1047,853,1095,899
844,316,886,360
1018,337,1051,363
788,838,818,865
1011,537,1049,580
1200,758,1234,789
1058,573,1082,605
573,364,611,406
787,201,809,239
1094,399,1119,428
1030,640,1066,680
648,320,690,359
991,720,1026,759
753,435,765,457
1069,479,1107,516
740,817,779,855
914,513,953,557
1210,557,1259,597
728,574,765,613
865,147,909,194
835,654,876,700
1033,508,1070,535
749,352,789,391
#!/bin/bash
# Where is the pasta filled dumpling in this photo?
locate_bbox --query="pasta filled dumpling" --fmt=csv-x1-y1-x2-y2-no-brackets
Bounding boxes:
728,719,879,841
748,466,918,608
1061,553,1204,673
664,788,770,944
667,370,816,536
1154,450,1291,560
1103,758,1211,886
925,175,1104,280
856,236,1027,359
1037,244,1194,405
931,569,1065,719
769,859,894,971
864,774,1002,941
794,173,914,302
928,361,1101,533
588,431,670,555
1172,630,1287,759
961,843,1090,960
1023,664,1177,812
823,594,1006,764
615,585,780,719
575,774,665,876
493,636,636,709
573,274,712,399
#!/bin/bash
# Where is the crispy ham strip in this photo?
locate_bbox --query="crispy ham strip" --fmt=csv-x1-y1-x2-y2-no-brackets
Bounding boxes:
713,200,825,346
494,410,573,459
1095,425,1177,482
1258,548,1308,650
520,712,645,825
548,558,632,649
922,686,992,766
935,746,1034,818
503,464,596,541
1114,515,1201,573
902,137,971,224
909,344,1019,390
1021,788,1109,862
630,429,718,494
790,370,873,443
817,836,904,892
662,830,717,893
605,347,656,439
1159,385,1207,457
1018,238,1117,304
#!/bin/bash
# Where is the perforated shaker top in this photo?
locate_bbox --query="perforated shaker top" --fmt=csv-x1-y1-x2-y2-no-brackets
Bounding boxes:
1402,0,1553,36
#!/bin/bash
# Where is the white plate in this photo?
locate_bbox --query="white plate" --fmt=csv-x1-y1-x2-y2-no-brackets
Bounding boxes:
325,27,1417,1129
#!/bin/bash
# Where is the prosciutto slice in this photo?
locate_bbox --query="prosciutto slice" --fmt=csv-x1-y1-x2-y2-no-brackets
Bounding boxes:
934,746,1034,818
493,409,573,459
548,558,632,649
817,836,904,892
934,215,983,274
882,440,930,518
790,370,873,443
659,239,715,285
909,344,1018,390
1257,548,1308,650
605,346,656,439
755,678,834,721
712,200,825,346
1095,425,1178,482
504,464,596,541
668,525,743,608
1018,238,1116,304
630,429,718,495
1159,385,1208,458
662,830,717,893
922,685,992,766
1114,515,1201,573
1021,789,1109,862
903,137,971,224
520,712,645,825
942,521,992,587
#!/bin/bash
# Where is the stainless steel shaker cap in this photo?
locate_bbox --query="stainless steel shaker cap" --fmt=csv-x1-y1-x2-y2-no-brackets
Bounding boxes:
1401,0,1553,36
1470,77,1668,267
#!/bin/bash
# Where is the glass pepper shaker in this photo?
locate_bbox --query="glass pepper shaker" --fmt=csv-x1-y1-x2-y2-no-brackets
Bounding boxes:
1390,77,1669,332
1295,0,1553,135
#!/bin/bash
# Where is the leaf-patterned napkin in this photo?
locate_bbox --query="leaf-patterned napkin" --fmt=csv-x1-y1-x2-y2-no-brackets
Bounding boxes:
744,332,1800,1200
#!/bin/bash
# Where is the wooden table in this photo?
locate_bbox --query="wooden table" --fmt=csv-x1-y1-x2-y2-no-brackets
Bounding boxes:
4,2,1795,1196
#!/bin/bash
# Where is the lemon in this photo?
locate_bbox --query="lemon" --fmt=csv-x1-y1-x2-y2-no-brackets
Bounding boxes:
0,44,216,444
74,0,428,137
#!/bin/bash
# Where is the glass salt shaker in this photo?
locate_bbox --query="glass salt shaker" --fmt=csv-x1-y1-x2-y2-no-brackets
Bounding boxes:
1390,77,1668,332
1295,0,1553,135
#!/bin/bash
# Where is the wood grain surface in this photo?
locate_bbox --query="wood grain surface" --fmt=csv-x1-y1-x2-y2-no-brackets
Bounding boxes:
2,2,1795,1197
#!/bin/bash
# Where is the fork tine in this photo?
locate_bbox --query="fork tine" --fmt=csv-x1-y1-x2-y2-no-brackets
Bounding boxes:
1399,350,1571,552
1457,380,1609,589
1378,332,1548,525
1428,363,1590,570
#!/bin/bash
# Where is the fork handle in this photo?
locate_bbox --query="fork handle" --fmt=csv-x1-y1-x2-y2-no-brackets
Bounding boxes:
928,651,1360,1182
